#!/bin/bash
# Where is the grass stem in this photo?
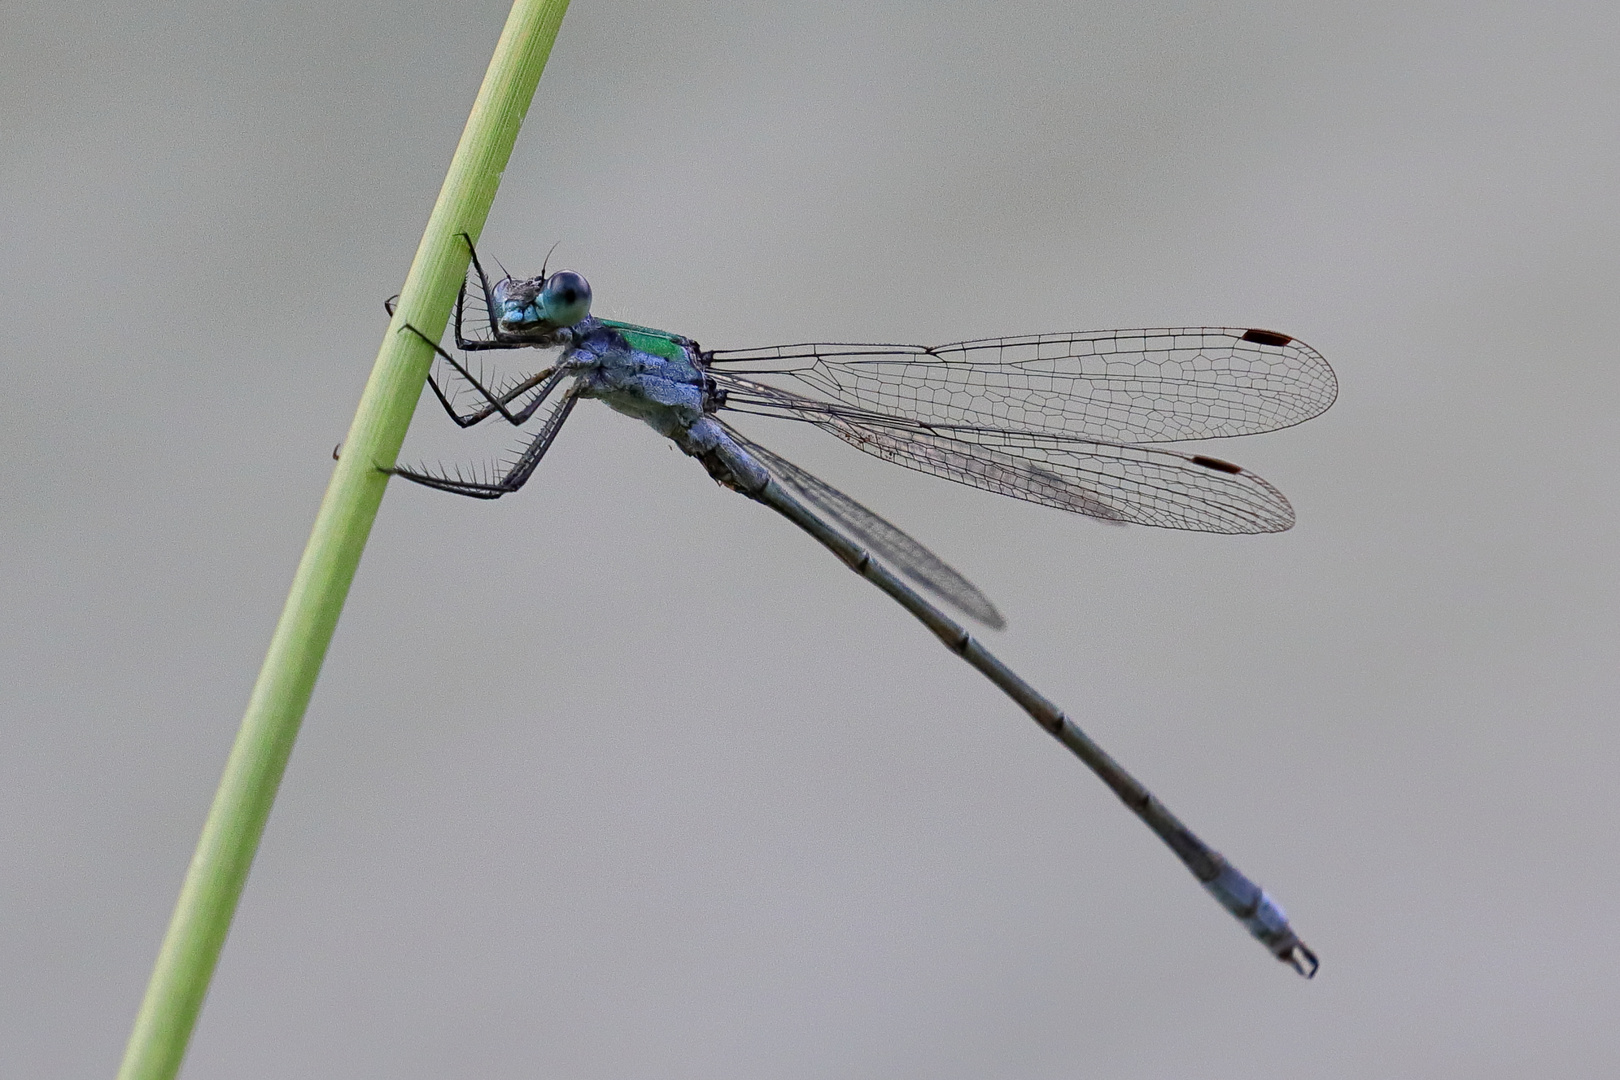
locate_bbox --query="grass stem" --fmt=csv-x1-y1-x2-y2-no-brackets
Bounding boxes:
116,4,573,1076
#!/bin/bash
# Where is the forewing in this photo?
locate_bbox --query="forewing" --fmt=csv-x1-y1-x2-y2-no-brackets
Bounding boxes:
706,328,1336,443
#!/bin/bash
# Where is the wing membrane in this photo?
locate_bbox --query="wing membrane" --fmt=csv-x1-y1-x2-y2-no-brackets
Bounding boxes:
817,417,1294,534
705,327,1336,444
720,422,1005,628
710,372,1295,534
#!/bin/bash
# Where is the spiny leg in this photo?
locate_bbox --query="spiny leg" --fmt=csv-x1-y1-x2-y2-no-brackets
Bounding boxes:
384,293,562,428
383,235,541,356
396,321,565,429
458,233,502,350
455,232,537,352
428,364,568,430
387,388,580,499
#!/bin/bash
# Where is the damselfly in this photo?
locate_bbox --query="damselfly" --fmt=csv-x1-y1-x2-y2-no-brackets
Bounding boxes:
380,237,1335,976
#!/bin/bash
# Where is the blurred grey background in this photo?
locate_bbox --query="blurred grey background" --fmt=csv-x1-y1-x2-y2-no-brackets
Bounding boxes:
4,1,1618,1076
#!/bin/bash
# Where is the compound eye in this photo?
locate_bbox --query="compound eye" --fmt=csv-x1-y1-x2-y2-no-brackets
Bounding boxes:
540,270,591,326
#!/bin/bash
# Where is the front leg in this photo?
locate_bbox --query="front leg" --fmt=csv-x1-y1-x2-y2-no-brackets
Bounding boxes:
454,232,546,352
385,237,542,355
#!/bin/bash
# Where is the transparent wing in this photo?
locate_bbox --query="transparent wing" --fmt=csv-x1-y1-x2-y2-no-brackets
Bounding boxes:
718,422,1005,628
821,418,1294,534
711,374,1295,534
704,327,1335,444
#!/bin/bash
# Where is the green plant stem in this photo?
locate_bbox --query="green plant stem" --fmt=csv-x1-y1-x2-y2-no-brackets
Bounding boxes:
116,4,572,1077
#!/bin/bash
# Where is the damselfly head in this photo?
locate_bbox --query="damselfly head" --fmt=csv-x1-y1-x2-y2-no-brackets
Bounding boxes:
491,270,592,333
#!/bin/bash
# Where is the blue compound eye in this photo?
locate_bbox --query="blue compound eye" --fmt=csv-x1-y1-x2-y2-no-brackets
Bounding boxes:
540,270,591,326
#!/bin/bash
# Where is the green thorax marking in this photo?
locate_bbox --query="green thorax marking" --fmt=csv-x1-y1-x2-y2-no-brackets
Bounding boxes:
598,319,697,363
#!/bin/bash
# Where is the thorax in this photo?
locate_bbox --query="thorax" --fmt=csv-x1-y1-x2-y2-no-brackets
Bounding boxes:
565,320,711,438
